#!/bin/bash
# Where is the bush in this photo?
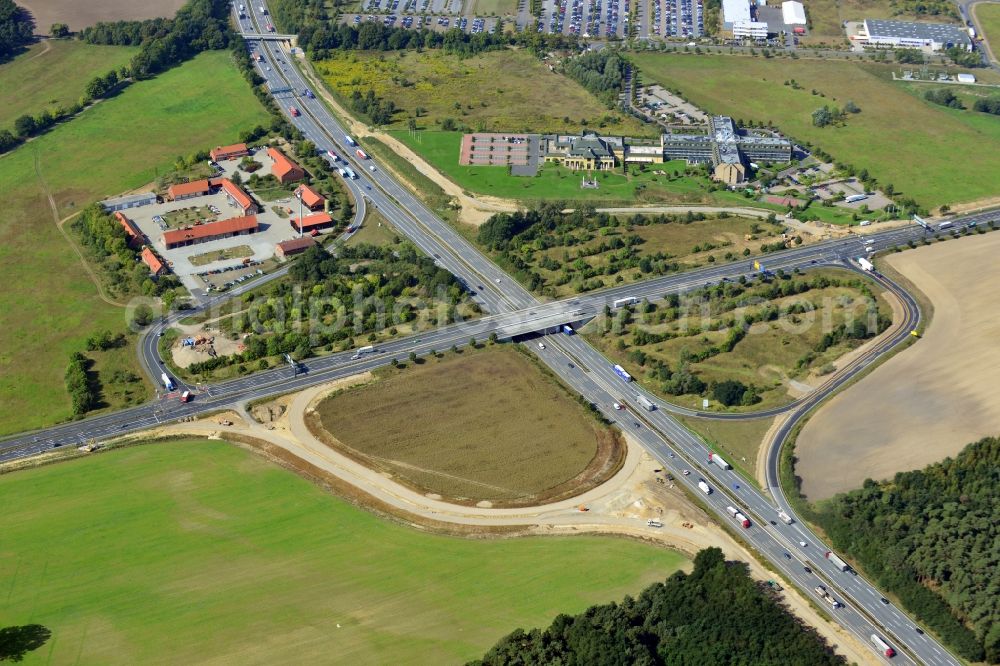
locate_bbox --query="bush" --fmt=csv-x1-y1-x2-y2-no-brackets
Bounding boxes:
924,88,963,109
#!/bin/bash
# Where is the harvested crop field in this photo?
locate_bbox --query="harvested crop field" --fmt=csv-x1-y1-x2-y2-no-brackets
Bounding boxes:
796,231,1000,500
18,0,187,32
0,440,686,665
311,346,625,505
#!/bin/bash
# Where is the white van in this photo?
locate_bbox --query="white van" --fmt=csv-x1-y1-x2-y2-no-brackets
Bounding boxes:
859,220,871,227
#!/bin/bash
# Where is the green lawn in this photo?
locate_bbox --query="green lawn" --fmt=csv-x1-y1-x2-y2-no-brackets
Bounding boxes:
0,40,136,133
632,53,1000,208
975,3,1000,63
0,50,269,436
391,130,753,205
0,440,688,664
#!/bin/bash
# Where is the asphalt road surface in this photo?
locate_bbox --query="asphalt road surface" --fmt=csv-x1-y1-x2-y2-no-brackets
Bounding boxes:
5,6,997,662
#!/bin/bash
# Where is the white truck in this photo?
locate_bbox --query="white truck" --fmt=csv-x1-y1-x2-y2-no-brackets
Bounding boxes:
698,480,712,495
635,394,656,412
345,167,357,180
858,257,874,272
777,510,794,525
646,519,663,528
351,345,375,360
709,452,731,470
825,551,850,572
344,135,357,146
160,372,175,391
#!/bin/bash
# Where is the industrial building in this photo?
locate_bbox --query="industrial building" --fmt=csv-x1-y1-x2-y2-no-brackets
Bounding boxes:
543,133,617,170
722,0,752,29
781,0,806,25
101,191,157,212
140,247,166,276
733,19,769,39
293,183,326,211
267,147,306,184
167,179,213,201
290,212,334,234
502,118,791,184
219,178,258,216
860,19,972,52
209,143,251,162
162,215,259,250
275,236,317,259
114,211,144,248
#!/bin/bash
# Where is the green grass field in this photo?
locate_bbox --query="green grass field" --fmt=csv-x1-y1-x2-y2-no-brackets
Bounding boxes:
0,50,269,435
676,414,774,480
632,53,1000,208
975,3,1000,63
314,346,621,503
0,40,136,133
390,130,754,205
0,440,687,664
315,49,649,136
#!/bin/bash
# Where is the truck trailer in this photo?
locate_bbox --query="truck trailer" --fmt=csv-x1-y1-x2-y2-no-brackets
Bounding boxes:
698,480,712,495
612,296,638,309
709,452,732,470
179,390,191,403
778,510,794,525
871,634,895,658
613,365,633,382
635,395,656,412
345,135,357,146
161,373,175,391
858,257,874,272
825,551,850,572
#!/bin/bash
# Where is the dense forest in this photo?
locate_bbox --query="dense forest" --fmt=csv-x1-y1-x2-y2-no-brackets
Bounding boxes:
0,0,32,61
80,0,232,78
471,547,844,665
562,50,628,106
184,243,477,376
814,437,1000,662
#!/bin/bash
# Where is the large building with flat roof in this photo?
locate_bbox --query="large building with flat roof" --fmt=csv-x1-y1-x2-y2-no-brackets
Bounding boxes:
101,191,157,212
861,19,972,52
722,0,751,28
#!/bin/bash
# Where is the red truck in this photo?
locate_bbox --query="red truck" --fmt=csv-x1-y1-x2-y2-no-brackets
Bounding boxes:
356,148,368,160
289,106,300,117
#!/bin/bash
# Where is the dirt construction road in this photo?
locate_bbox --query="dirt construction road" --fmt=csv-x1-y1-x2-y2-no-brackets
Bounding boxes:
796,232,1000,500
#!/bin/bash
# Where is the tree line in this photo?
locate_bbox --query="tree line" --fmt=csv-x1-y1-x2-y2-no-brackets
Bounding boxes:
470,547,844,665
64,352,99,415
811,436,1000,662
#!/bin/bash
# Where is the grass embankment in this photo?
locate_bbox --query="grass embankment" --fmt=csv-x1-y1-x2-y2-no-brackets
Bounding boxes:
583,268,893,412
315,49,648,136
975,3,1000,63
0,40,136,133
313,345,624,504
676,415,775,480
361,136,458,222
0,440,687,664
0,50,269,435
632,53,1000,208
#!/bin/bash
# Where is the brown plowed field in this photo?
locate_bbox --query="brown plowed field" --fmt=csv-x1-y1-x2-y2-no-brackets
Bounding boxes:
310,346,625,506
796,232,1000,500
19,0,186,32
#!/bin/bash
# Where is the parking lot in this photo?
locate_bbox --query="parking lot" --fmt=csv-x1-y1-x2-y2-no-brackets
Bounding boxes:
343,11,501,33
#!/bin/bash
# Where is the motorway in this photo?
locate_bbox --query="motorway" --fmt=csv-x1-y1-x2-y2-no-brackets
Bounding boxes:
4,5,999,661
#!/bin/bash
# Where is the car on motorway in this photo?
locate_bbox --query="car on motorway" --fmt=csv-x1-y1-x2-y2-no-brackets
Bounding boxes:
538,342,546,350
799,541,807,548
783,552,791,559
880,597,890,605
613,402,623,410
803,566,812,573
681,469,690,475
